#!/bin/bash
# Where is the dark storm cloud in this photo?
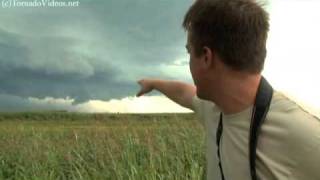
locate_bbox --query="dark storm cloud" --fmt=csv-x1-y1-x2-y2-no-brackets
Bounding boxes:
0,93,72,112
0,0,192,110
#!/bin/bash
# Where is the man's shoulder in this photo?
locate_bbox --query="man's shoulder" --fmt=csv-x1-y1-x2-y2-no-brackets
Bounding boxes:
192,96,220,126
265,92,320,179
192,95,217,112
267,91,320,146
269,91,319,122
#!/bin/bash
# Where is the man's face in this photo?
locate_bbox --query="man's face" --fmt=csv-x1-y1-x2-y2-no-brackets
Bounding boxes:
186,43,199,86
186,32,207,99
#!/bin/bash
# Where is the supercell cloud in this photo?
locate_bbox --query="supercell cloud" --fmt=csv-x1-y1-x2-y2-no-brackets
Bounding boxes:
0,0,193,111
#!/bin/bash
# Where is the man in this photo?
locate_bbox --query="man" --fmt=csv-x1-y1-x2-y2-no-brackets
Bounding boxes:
136,0,320,179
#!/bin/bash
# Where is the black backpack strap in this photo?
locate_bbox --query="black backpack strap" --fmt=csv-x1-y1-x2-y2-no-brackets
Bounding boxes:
216,113,225,180
249,76,273,180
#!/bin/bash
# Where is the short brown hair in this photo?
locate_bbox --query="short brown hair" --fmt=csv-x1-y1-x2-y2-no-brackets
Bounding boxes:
183,0,269,73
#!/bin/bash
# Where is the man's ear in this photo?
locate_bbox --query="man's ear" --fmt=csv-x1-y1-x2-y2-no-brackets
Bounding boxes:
202,46,215,69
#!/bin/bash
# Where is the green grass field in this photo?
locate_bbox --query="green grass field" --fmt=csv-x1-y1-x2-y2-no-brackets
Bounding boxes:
0,112,206,180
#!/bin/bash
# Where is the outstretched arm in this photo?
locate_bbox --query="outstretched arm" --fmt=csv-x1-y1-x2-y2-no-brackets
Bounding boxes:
136,79,196,110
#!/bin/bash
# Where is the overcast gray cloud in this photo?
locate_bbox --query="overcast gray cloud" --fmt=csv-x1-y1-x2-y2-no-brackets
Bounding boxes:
0,0,192,110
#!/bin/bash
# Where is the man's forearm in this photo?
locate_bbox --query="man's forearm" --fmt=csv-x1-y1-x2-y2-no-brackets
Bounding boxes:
151,79,196,110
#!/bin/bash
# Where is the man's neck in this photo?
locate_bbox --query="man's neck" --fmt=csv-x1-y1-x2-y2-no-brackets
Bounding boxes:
210,74,261,115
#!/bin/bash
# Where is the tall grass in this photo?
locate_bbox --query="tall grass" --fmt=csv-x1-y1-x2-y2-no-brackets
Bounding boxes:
0,113,206,180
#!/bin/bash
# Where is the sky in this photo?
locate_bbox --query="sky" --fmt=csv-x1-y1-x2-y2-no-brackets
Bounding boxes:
0,0,319,117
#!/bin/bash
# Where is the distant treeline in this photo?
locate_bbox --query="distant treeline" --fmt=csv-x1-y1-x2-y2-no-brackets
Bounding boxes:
0,112,195,122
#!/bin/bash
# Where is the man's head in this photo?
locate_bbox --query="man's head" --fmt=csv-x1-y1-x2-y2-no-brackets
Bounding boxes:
183,0,269,99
